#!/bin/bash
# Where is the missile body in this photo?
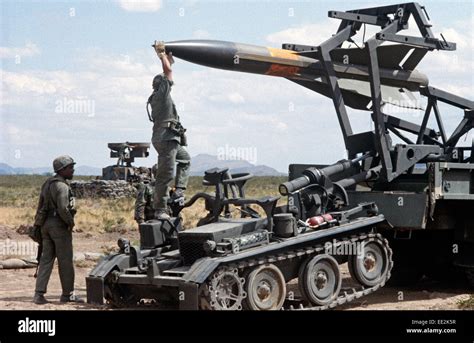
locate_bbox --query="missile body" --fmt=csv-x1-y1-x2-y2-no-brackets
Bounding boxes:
164,40,428,109
165,40,427,90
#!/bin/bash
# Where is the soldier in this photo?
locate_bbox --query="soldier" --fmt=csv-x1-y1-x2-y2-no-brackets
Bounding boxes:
33,155,83,304
134,165,157,224
148,41,191,220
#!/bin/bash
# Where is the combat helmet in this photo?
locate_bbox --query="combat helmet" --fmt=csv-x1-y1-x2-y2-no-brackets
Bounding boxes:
53,155,76,172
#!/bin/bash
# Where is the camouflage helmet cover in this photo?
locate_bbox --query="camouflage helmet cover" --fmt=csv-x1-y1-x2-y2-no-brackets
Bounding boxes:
53,155,76,172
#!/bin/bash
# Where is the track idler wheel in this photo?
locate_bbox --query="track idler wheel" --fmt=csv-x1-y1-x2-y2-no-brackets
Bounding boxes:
298,254,341,306
199,267,246,310
244,264,286,310
348,236,390,287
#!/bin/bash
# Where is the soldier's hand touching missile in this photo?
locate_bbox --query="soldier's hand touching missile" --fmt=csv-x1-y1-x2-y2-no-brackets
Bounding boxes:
153,40,173,80
153,40,166,58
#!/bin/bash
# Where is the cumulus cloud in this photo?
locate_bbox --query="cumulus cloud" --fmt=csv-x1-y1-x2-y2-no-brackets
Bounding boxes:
266,20,339,46
117,0,162,12
192,29,211,39
3,12,472,170
3,124,43,146
1,47,343,170
418,19,474,98
0,42,40,59
1,70,81,106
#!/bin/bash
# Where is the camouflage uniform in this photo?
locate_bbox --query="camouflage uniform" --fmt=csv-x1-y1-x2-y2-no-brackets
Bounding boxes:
134,181,155,223
34,175,76,298
149,74,190,212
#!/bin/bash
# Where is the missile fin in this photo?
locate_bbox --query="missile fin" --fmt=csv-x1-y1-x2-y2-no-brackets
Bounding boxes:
338,79,424,110
330,44,424,70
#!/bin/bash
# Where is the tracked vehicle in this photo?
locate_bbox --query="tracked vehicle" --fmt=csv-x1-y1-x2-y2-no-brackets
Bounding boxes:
86,2,474,310
87,165,392,310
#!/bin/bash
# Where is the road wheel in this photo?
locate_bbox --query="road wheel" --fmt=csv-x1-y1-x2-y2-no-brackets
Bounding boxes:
299,254,341,306
244,264,286,310
349,237,390,287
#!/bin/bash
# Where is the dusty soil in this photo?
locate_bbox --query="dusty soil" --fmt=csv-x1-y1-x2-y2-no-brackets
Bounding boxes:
0,225,139,310
0,225,471,311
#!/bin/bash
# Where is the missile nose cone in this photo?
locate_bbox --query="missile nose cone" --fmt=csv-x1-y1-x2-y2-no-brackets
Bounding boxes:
165,40,238,69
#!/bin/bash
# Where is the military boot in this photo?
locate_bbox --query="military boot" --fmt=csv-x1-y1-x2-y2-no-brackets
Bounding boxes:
60,294,84,303
154,209,171,220
33,293,49,305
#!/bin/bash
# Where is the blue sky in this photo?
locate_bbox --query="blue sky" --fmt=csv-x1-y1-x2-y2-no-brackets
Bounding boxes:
1,0,473,172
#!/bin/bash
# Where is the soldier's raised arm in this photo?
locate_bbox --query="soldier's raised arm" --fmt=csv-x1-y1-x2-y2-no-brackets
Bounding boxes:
153,41,173,82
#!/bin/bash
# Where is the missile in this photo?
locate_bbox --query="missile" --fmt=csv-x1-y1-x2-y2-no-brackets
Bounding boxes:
163,40,429,110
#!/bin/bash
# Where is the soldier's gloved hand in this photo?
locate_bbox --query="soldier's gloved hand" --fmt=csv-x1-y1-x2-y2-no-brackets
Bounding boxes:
153,40,166,57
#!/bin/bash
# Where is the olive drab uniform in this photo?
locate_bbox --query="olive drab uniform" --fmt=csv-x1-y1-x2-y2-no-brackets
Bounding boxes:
134,182,155,223
34,175,76,297
148,74,190,211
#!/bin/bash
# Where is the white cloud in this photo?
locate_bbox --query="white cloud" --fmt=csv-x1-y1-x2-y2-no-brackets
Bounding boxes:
87,54,150,75
2,124,42,146
2,11,473,171
441,27,471,50
192,29,211,39
266,20,339,46
227,92,245,104
0,42,40,59
209,91,245,104
418,21,474,98
1,71,65,102
1,49,340,171
117,0,162,12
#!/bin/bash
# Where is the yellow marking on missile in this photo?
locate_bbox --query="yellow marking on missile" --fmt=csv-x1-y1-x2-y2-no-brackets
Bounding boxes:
266,48,301,76
237,52,309,67
267,47,299,60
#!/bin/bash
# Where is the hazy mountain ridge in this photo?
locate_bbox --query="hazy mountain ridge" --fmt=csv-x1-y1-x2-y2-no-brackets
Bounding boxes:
0,154,285,176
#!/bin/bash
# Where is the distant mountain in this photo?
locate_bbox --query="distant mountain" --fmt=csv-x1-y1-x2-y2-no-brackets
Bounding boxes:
0,163,15,175
0,155,283,177
190,154,284,176
0,163,101,176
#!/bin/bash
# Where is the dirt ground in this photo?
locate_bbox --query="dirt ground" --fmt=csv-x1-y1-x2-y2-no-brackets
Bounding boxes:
0,225,472,311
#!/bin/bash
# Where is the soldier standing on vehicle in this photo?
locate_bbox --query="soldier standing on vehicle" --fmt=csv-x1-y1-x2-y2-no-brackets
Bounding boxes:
33,155,83,305
134,164,157,224
148,41,190,220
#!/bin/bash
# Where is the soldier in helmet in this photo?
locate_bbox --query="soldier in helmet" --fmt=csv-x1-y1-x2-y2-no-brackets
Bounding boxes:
134,164,157,224
148,41,191,220
32,155,83,304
